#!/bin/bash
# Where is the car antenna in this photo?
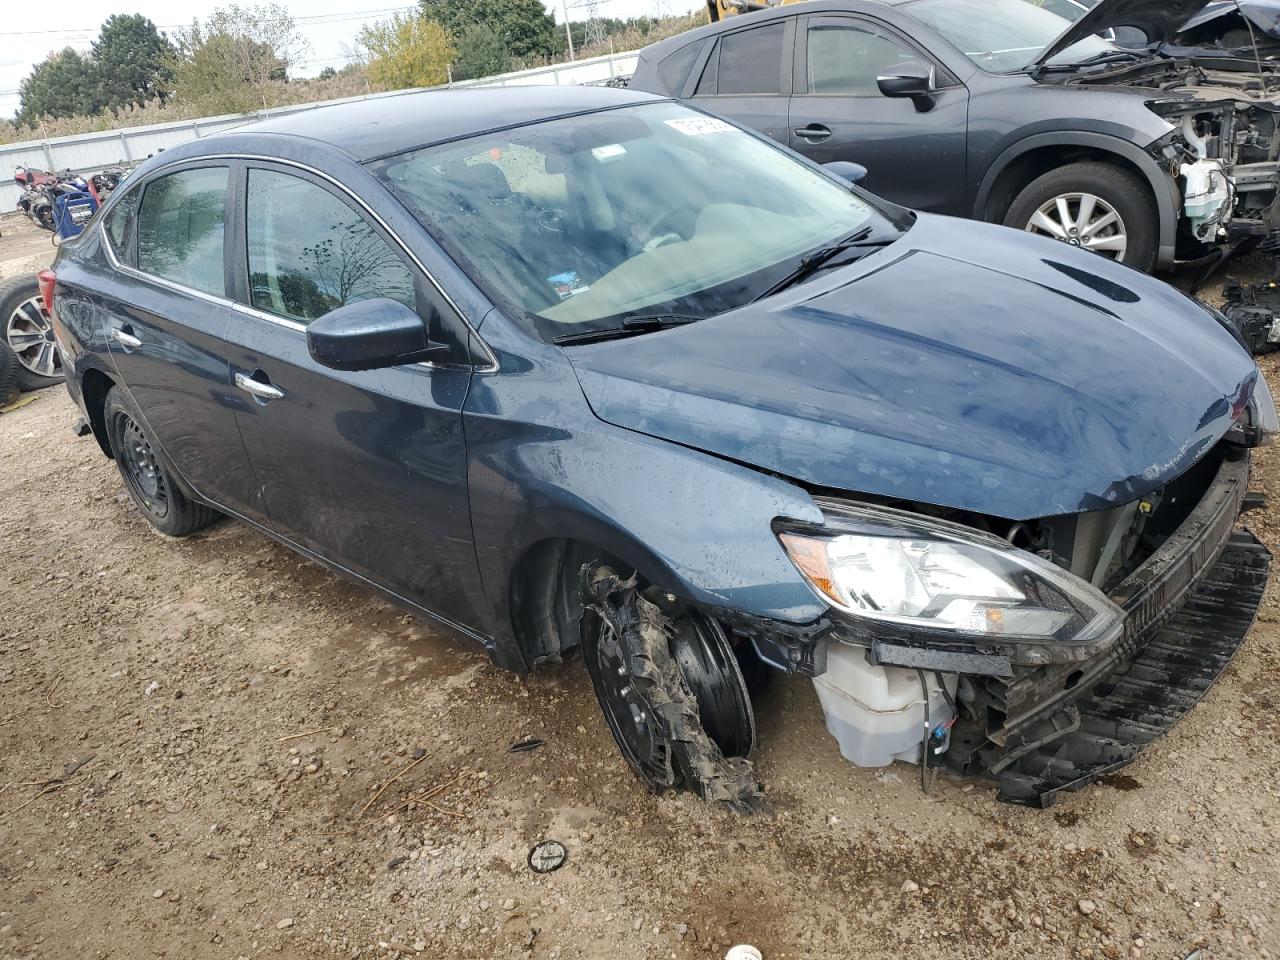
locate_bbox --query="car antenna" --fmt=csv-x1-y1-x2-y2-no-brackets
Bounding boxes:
1233,0,1270,95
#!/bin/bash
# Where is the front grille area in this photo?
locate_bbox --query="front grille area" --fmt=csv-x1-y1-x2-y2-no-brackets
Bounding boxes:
953,450,1270,805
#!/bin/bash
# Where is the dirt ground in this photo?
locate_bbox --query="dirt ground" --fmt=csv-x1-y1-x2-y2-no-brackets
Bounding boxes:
2,210,1279,960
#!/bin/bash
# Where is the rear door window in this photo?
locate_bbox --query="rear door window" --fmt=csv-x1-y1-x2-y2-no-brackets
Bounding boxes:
245,168,415,325
698,23,786,95
136,166,228,297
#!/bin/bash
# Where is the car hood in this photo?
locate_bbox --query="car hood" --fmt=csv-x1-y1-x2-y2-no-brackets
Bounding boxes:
1034,0,1214,65
566,216,1258,521
1183,0,1280,39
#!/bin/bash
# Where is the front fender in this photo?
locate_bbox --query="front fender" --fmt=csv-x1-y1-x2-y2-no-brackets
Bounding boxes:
975,130,1181,267
463,320,828,666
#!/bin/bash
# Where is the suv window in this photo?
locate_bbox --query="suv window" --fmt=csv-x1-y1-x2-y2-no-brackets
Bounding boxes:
245,168,415,325
806,23,925,95
136,167,228,296
103,188,138,262
700,23,785,95
657,41,703,94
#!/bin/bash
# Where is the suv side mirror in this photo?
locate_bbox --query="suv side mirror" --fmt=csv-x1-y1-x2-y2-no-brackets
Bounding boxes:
822,161,869,188
307,298,442,371
877,63,937,112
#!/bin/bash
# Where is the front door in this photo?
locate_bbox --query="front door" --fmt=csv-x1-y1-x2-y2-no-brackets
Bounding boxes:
100,162,266,520
222,163,489,633
788,14,970,214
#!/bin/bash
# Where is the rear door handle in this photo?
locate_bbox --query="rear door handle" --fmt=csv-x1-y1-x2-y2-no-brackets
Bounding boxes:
234,371,285,402
793,124,832,143
111,327,142,349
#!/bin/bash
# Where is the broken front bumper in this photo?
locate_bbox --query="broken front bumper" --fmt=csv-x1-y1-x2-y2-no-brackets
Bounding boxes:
963,450,1270,806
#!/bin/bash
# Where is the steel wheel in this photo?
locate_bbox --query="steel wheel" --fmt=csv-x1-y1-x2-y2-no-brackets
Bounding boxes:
6,295,61,380
116,411,169,521
1025,192,1128,261
592,616,673,787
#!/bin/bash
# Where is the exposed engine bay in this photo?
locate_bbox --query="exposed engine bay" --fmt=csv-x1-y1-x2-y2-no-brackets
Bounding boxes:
1056,58,1280,258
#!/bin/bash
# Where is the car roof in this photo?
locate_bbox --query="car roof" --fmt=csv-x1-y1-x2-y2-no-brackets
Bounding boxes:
637,0,916,61
224,85,665,162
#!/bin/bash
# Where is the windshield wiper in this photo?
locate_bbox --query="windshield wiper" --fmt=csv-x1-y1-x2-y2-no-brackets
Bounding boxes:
1033,49,1150,75
552,314,701,345
751,227,896,303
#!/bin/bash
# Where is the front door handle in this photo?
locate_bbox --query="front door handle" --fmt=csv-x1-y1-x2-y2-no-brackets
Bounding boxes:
111,327,142,349
793,123,832,143
234,371,285,402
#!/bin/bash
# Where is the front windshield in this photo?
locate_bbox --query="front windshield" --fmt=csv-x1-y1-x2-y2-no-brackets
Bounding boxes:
908,0,1117,71
370,101,904,342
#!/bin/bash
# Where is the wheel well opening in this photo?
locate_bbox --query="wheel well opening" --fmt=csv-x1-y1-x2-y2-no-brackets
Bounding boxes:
983,147,1156,224
80,368,117,458
508,539,631,670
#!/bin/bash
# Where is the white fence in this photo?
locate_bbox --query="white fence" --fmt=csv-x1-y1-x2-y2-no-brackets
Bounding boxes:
0,50,639,212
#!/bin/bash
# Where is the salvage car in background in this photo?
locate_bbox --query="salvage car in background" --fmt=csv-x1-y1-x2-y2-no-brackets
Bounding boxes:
630,0,1280,272
46,87,1276,808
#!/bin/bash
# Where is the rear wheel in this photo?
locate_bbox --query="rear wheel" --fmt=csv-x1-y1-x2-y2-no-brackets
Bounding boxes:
0,275,63,391
1004,162,1157,272
104,386,218,537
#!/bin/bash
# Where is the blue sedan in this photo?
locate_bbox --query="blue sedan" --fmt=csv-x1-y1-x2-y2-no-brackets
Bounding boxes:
46,85,1275,808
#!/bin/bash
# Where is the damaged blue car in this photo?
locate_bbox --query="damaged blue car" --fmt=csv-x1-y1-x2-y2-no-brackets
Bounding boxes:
47,86,1276,807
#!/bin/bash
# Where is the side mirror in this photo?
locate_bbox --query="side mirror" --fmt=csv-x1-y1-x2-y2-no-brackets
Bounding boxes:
877,63,936,112
307,298,440,371
823,161,869,188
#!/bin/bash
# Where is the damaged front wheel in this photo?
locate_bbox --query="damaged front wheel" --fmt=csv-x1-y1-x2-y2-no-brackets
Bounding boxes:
581,567,764,811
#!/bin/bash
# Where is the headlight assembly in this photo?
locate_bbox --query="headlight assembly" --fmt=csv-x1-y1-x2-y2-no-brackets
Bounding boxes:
778,504,1123,649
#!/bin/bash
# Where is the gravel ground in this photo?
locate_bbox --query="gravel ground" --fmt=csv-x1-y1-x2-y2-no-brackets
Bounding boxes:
1,212,1279,960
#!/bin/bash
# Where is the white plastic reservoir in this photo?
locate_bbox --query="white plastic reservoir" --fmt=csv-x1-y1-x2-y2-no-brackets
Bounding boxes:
813,642,957,768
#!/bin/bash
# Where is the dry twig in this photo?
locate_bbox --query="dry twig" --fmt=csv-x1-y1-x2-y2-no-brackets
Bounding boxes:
45,678,65,708
276,727,337,744
359,752,429,817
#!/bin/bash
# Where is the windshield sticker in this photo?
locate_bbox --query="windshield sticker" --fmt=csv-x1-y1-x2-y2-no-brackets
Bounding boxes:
591,143,627,162
664,117,734,137
547,271,590,300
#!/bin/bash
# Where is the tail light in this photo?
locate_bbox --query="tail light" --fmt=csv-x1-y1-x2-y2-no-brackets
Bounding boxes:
37,268,56,320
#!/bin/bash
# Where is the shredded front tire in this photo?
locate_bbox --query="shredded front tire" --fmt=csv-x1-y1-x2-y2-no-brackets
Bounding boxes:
580,566,765,813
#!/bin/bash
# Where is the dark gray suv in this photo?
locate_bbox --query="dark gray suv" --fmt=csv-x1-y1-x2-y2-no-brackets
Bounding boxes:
630,0,1280,271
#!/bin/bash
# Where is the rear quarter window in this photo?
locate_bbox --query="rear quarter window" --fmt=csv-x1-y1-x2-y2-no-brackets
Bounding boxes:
102,188,139,263
657,41,703,94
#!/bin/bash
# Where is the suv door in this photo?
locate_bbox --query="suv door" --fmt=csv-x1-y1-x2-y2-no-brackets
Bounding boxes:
223,163,489,633
689,19,794,144
101,162,267,520
788,14,970,214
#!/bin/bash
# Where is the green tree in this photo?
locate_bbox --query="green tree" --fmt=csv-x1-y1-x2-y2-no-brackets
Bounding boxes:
420,0,556,59
169,4,307,111
317,65,338,80
16,49,100,124
454,23,510,80
356,13,455,90
92,15,175,111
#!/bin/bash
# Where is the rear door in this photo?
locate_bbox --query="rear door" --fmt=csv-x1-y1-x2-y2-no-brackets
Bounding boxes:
788,14,970,213
222,162,489,632
688,19,795,144
101,162,266,520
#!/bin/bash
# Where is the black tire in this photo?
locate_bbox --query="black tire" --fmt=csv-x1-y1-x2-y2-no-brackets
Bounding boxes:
1003,161,1158,272
0,274,64,391
580,568,763,811
103,386,218,537
0,340,20,407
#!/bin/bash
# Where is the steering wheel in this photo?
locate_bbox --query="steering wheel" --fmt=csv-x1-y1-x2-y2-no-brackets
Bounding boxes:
642,208,693,251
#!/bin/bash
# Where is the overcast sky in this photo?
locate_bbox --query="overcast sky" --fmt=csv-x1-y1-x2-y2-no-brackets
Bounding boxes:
0,0,677,121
